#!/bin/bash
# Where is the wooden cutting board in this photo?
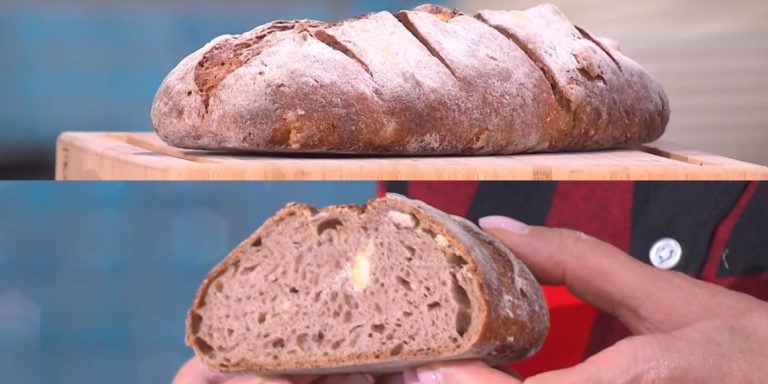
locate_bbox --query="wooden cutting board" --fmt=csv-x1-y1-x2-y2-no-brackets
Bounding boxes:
55,132,768,180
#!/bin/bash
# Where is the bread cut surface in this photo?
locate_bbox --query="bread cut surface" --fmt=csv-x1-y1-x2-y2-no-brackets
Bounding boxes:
152,4,669,155
186,194,549,374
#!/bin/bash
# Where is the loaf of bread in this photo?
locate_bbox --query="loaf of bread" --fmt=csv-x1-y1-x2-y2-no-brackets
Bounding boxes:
186,194,548,374
152,4,669,155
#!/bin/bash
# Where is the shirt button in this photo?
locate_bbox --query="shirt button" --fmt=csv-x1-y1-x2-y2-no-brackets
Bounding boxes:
649,238,682,270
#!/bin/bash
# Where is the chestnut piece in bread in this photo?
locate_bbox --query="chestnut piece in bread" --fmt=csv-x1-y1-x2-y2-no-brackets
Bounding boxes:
186,194,548,374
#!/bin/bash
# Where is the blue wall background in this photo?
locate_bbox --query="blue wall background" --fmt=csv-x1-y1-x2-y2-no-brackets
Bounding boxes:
0,0,446,178
0,181,376,383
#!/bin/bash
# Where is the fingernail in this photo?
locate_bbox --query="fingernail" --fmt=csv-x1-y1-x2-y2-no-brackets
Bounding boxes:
478,216,529,234
415,366,441,384
403,369,419,384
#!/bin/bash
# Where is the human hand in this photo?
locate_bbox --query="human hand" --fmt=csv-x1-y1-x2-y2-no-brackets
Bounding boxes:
398,216,768,384
172,357,372,384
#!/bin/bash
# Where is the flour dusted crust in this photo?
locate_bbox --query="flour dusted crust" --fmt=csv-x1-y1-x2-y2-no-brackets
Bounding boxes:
186,194,548,374
152,3,668,155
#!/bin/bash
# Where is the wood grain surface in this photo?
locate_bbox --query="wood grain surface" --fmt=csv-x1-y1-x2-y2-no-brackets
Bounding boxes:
55,132,768,180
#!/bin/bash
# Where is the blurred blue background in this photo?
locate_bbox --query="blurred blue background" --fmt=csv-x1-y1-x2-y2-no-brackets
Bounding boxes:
0,181,376,383
0,0,444,178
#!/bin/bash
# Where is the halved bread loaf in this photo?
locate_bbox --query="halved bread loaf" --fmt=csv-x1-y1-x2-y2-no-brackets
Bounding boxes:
186,194,548,374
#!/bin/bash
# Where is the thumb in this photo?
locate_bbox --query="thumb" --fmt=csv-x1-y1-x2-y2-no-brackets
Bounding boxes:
524,335,657,384
404,360,521,384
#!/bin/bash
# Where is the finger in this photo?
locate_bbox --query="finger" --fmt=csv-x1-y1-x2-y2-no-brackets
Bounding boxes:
404,360,521,384
173,357,319,384
495,365,522,381
314,374,374,384
524,335,657,384
478,216,711,334
173,357,243,384
374,373,404,384
224,376,318,384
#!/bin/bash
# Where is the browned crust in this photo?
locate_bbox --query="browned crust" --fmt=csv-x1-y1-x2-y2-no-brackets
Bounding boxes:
412,4,464,21
476,5,668,151
393,196,548,364
152,3,668,155
186,195,548,374
194,20,325,115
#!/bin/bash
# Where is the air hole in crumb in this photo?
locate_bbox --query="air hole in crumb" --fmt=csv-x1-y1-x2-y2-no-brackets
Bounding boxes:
343,294,358,309
186,91,192,96
403,244,416,256
317,218,343,235
450,336,459,343
189,312,202,334
519,288,528,299
403,311,413,318
396,276,413,291
390,343,404,356
240,265,257,275
251,237,262,247
226,328,234,337
330,292,338,302
332,310,339,318
373,303,383,314
214,281,224,293
371,324,385,333
427,302,442,310
194,337,214,356
257,313,267,324
450,273,472,309
331,339,345,350
271,338,285,349
342,310,352,323
456,309,471,337
447,253,468,268
297,333,309,350
289,287,299,294
313,331,325,344
386,333,394,341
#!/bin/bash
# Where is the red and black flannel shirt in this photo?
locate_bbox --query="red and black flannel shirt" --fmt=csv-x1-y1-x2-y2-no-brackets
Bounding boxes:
382,181,768,376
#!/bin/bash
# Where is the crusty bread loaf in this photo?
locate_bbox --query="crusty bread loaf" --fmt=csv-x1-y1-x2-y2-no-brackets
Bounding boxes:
186,194,549,374
152,3,669,155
